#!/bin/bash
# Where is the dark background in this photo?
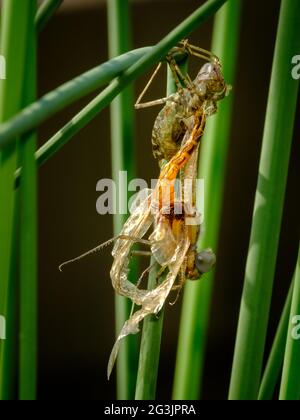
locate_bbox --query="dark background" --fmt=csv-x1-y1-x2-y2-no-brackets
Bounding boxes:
37,0,299,400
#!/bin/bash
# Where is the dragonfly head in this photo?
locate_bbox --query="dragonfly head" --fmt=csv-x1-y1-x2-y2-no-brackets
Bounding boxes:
194,61,229,101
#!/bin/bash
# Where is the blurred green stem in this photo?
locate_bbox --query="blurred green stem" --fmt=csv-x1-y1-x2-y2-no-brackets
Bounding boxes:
135,60,187,400
0,0,37,400
258,279,293,400
173,0,241,400
107,0,138,400
229,0,300,400
0,0,227,150
19,0,38,401
0,48,150,150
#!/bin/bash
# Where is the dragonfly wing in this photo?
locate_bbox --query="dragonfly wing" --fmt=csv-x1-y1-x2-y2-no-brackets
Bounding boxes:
112,188,153,257
110,189,153,303
107,237,190,379
149,213,178,267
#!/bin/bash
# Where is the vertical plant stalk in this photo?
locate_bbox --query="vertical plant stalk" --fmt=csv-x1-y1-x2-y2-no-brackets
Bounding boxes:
279,244,300,400
19,0,38,401
0,0,38,400
134,261,165,400
134,60,187,400
229,0,300,400
258,279,293,400
173,0,241,400
107,0,138,400
35,0,63,32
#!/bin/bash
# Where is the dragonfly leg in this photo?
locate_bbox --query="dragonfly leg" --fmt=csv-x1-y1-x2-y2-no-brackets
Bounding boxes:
130,250,152,258
135,62,177,109
170,260,187,305
167,56,193,90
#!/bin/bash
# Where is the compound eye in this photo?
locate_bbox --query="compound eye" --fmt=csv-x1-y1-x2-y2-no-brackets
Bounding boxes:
195,248,216,274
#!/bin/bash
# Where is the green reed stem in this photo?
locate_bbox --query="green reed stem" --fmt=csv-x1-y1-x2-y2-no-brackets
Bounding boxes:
0,48,150,150
35,0,63,32
135,261,165,400
173,0,241,400
19,0,38,400
279,244,300,400
258,279,294,400
0,0,227,151
229,0,300,400
107,0,138,400
0,0,37,400
0,199,20,400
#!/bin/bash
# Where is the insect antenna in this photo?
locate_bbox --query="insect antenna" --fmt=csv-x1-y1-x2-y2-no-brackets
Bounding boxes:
59,235,152,271
58,237,118,272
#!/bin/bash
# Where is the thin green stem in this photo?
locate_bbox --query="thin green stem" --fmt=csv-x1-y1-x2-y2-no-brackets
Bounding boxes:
107,0,138,400
279,244,300,400
19,0,38,401
173,0,241,400
0,199,20,400
258,279,294,400
35,0,63,32
229,0,300,400
0,48,151,150
0,0,37,400
135,261,165,400
0,0,227,151
134,61,187,400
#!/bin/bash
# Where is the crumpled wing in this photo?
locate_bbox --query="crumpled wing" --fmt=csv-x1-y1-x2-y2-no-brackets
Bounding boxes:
107,237,190,379
149,212,178,267
110,189,153,303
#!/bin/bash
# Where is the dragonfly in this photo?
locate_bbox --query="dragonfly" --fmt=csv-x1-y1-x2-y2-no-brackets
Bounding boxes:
135,40,230,166
106,113,220,378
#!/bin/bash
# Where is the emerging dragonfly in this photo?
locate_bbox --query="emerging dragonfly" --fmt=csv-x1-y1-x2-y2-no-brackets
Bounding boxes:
59,41,230,379
135,40,230,165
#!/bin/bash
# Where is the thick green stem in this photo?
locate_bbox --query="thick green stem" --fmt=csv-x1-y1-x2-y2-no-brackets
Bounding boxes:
0,0,37,400
173,0,241,400
258,279,293,400
279,244,300,400
107,0,138,400
229,0,300,400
